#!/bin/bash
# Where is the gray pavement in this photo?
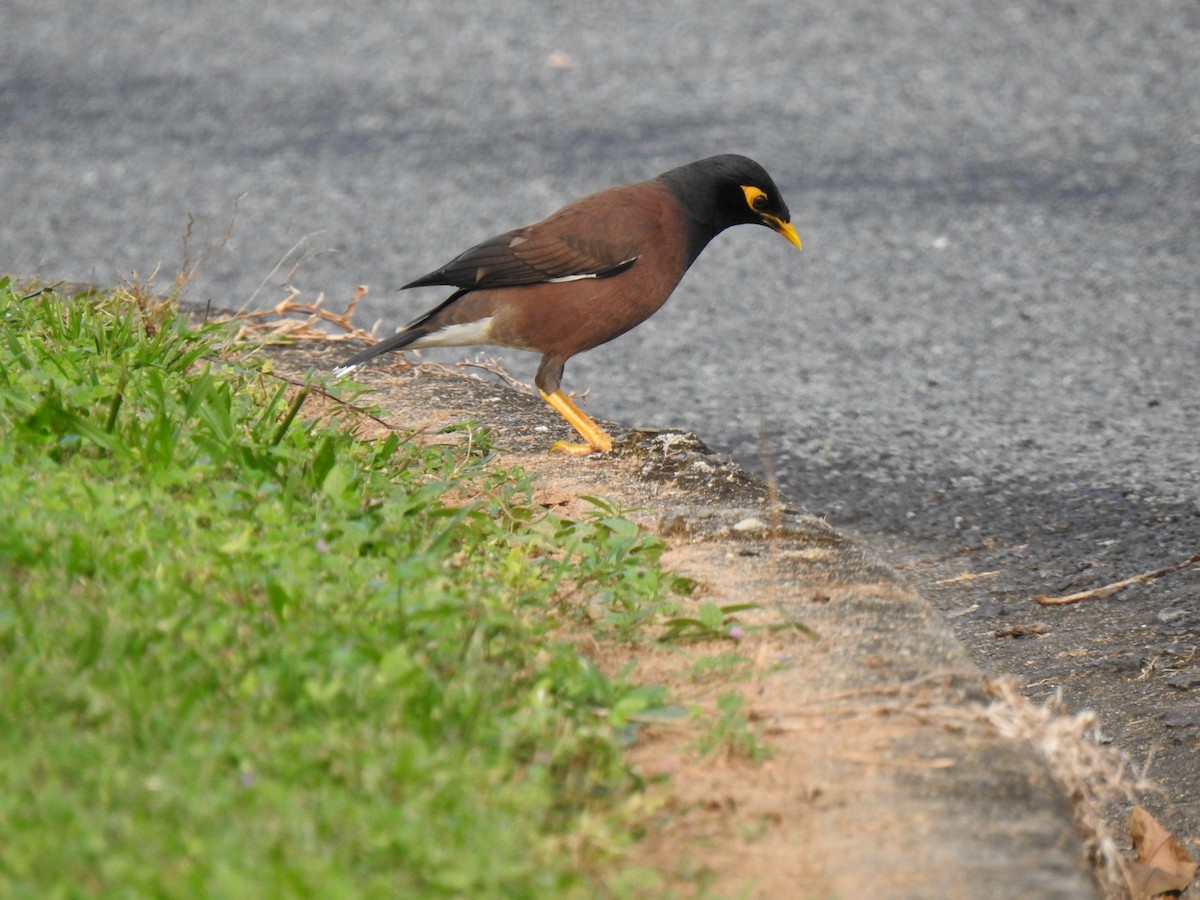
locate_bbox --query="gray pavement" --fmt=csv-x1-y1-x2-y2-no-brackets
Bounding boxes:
5,0,1199,856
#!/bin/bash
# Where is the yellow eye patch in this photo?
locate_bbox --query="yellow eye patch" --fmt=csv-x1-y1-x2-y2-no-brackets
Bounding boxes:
740,183,802,248
741,184,769,211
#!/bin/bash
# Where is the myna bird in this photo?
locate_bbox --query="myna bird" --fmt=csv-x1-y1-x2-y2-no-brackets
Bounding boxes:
336,154,801,454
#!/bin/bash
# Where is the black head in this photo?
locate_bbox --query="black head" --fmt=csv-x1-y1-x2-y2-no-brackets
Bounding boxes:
657,154,801,255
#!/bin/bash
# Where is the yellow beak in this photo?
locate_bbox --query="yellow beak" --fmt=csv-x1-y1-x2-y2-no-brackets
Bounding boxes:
764,215,802,249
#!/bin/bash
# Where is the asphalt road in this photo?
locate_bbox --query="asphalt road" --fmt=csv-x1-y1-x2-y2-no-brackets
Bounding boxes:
6,0,1199,844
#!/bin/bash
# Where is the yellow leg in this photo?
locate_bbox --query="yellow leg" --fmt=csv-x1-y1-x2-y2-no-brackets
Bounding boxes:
538,389,614,455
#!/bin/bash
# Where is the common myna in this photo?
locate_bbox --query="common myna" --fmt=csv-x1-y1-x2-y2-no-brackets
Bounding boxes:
336,154,801,454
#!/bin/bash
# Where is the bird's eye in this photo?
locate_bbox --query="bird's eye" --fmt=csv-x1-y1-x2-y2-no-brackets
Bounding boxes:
741,184,770,213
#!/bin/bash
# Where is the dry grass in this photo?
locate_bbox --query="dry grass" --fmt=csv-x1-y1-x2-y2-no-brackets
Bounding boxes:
981,679,1147,899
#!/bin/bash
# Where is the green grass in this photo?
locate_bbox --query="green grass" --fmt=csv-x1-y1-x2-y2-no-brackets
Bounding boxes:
0,280,680,898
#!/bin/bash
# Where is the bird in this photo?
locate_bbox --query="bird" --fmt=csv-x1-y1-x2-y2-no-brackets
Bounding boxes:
335,154,801,454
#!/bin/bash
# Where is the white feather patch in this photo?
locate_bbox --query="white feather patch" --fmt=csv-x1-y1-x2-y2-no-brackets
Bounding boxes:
546,257,638,284
409,317,495,348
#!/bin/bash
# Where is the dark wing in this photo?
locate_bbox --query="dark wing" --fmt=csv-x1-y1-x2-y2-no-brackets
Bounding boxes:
402,195,659,290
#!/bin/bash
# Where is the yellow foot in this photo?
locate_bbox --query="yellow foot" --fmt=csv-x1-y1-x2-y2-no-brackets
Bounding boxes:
539,389,614,455
548,438,609,455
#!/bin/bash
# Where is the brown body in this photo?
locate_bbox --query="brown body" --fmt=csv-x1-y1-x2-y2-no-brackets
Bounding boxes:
418,180,692,393
337,155,801,453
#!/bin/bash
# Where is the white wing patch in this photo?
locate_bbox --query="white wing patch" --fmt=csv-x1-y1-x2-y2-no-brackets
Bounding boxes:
546,256,638,283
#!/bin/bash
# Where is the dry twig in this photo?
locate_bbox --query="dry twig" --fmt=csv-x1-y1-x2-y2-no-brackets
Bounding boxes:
935,570,1000,585
1034,554,1198,606
228,286,376,345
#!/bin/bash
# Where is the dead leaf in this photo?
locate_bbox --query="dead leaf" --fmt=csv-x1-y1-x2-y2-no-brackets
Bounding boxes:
1125,806,1198,899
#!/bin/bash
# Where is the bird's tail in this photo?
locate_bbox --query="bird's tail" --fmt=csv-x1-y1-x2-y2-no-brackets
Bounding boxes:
333,328,426,375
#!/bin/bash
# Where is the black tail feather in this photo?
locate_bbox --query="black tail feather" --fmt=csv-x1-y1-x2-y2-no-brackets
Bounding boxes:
334,289,470,374
333,328,425,373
